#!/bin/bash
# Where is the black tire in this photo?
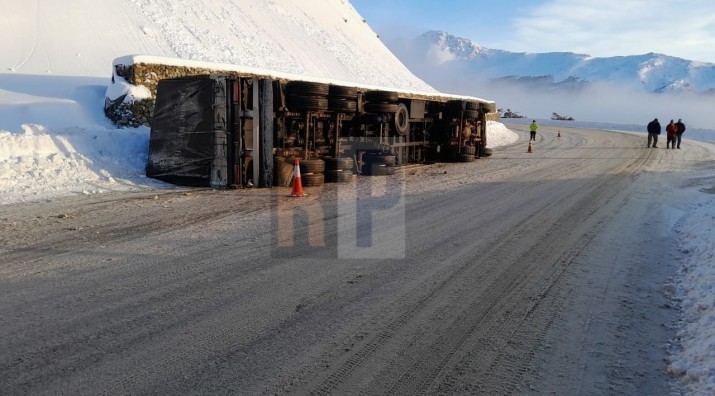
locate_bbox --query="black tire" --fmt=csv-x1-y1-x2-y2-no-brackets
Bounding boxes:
322,157,354,171
461,154,476,162
341,157,354,171
286,81,329,97
446,100,466,113
446,147,460,162
485,103,498,113
339,171,354,182
464,109,479,119
302,173,324,187
286,95,328,111
463,145,476,155
483,147,493,157
324,169,341,183
364,103,399,114
362,163,395,176
363,90,398,103
362,163,381,175
362,153,395,166
298,158,325,174
325,170,354,183
328,98,357,112
394,103,409,136
328,85,357,99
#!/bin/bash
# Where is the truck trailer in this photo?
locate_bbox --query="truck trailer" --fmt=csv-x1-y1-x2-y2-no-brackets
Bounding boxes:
145,74,496,189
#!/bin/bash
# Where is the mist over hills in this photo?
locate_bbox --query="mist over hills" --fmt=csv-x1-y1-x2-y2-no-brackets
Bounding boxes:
386,31,715,127
394,31,715,94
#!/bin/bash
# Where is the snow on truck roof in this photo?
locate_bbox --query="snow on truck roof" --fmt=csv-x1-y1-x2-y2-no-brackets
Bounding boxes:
113,54,495,105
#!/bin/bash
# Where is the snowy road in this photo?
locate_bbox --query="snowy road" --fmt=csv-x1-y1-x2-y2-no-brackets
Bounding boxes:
1,126,711,394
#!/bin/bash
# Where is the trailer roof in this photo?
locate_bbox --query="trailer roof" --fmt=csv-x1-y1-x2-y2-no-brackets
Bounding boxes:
113,55,495,105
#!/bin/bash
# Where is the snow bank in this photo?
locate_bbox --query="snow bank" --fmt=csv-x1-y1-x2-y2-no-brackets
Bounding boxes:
0,124,164,204
486,121,519,147
669,198,715,395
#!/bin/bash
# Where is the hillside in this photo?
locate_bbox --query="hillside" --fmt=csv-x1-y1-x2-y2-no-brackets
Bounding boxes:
0,0,442,204
0,0,434,92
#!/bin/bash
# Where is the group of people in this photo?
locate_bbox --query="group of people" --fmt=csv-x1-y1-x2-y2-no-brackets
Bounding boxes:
646,118,686,149
528,118,687,149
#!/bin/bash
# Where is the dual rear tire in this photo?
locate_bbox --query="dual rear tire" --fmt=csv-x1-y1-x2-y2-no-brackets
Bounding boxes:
361,153,396,176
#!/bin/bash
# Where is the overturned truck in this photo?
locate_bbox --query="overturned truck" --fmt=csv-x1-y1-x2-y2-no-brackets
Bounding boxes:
145,73,497,188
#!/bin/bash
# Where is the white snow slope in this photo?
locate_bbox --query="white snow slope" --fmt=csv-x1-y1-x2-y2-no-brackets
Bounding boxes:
0,1,712,395
1,0,434,89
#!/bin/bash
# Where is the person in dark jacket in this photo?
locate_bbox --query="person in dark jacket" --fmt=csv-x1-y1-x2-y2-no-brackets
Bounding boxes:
666,120,677,149
675,118,686,149
647,118,661,148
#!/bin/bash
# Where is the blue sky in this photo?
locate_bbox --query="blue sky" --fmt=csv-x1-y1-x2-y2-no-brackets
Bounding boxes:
351,0,715,63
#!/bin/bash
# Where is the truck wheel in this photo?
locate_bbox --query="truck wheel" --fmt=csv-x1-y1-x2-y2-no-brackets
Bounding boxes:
325,170,354,183
302,173,324,187
323,157,354,171
394,103,409,135
446,100,466,113
328,85,357,99
328,98,357,112
362,153,395,166
362,163,394,176
299,158,325,174
463,145,476,155
364,103,399,114
287,95,329,111
363,90,398,103
286,81,329,96
461,154,476,162
464,109,479,119
447,147,461,162
483,147,493,157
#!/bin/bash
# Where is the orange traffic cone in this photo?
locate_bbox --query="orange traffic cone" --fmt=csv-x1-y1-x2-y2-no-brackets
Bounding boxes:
527,141,533,153
290,159,306,197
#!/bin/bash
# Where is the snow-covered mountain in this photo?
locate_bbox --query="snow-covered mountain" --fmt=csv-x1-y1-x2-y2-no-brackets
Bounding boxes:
391,30,715,94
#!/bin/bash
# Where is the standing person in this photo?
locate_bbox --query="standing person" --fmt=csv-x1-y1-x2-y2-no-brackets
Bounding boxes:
647,118,661,148
529,120,538,141
666,120,677,149
675,118,686,149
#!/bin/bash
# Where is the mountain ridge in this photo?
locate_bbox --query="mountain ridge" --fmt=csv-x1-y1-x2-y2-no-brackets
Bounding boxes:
394,30,715,94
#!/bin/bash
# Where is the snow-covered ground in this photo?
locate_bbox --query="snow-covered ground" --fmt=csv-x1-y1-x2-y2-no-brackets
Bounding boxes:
0,1,713,394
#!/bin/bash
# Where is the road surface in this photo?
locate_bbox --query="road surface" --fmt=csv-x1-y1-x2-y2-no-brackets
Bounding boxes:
1,126,711,394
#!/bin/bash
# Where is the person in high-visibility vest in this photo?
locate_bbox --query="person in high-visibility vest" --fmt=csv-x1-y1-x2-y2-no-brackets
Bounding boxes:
529,120,538,141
